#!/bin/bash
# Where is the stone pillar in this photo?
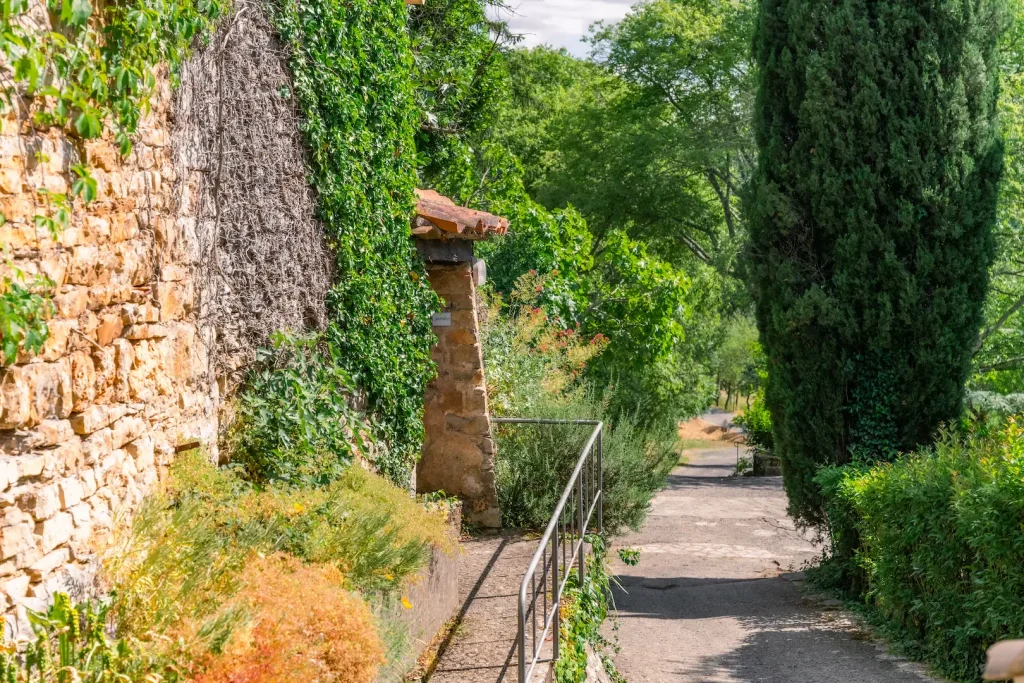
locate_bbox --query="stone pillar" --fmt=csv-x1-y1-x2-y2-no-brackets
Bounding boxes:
417,255,500,528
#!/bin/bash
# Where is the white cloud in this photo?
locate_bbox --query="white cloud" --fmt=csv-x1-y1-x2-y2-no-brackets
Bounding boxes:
491,0,635,57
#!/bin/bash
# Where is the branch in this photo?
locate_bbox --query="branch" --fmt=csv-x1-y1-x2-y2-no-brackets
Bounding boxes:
706,167,738,241
978,356,1024,373
975,292,1024,353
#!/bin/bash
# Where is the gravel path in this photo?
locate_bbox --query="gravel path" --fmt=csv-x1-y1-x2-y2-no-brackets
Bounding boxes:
606,445,940,683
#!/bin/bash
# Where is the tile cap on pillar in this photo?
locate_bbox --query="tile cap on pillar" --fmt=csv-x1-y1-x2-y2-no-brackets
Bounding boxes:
412,189,509,241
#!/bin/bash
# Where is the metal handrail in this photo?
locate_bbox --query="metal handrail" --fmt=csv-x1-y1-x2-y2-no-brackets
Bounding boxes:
491,418,604,683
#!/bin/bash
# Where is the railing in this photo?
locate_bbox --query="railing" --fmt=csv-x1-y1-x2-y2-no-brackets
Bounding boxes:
491,418,604,683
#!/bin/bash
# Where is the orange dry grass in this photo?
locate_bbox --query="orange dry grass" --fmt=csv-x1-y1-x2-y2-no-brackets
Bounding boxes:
677,418,745,444
193,554,384,683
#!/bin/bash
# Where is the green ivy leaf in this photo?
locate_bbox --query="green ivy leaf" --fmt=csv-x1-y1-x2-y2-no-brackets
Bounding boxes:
73,110,101,138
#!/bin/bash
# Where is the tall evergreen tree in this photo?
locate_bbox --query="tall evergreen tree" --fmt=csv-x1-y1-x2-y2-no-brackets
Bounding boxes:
747,0,1006,526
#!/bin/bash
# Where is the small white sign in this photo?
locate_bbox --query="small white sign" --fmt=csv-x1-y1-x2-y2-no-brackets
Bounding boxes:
431,312,452,327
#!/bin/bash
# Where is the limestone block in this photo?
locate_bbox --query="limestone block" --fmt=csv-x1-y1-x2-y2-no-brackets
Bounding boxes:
0,367,30,429
6,419,73,450
122,324,170,340
122,455,138,479
36,512,73,552
91,345,116,404
120,302,160,325
20,484,60,520
81,428,112,465
126,436,154,472
0,460,16,492
68,522,93,559
98,450,125,479
112,339,133,402
52,437,83,473
0,196,34,223
68,350,96,410
2,575,29,601
13,544,40,570
0,507,22,528
86,284,115,310
57,478,83,509
66,246,100,286
80,469,97,497
0,168,22,194
110,417,145,450
83,216,111,243
0,524,34,560
26,547,68,580
69,404,126,435
95,312,123,346
16,455,44,480
67,503,90,527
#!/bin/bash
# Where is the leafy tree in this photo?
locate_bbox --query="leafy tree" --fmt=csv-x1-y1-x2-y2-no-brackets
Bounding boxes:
973,0,1024,391
747,0,1006,526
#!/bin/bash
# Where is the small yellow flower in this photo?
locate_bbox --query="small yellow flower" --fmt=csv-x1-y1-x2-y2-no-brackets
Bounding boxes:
384,573,394,581
293,503,305,513
401,597,413,610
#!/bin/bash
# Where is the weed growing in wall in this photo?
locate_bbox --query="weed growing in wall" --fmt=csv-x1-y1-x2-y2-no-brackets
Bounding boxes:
266,0,439,483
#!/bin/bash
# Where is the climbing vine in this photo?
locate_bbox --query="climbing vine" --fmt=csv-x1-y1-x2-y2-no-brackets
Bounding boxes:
268,0,439,482
0,0,223,363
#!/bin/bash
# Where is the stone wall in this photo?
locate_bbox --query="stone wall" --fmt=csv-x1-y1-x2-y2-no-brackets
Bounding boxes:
417,260,500,528
0,4,333,638
0,76,215,638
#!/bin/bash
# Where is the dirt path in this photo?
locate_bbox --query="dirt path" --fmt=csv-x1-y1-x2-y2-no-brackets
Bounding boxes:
607,445,939,683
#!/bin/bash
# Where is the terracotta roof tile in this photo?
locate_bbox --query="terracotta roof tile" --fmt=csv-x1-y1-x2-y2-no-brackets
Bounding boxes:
412,189,509,241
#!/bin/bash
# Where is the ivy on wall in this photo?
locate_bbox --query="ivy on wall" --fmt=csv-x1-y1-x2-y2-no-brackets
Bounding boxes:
0,0,223,364
268,0,439,483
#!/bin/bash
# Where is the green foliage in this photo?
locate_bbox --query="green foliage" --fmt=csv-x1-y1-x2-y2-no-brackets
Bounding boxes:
231,331,368,486
267,0,439,482
747,0,1007,527
167,451,452,595
972,0,1024,390
0,269,52,366
814,420,1024,681
0,0,220,365
0,0,222,151
554,536,625,683
0,593,171,682
734,392,773,452
483,288,678,532
408,0,512,192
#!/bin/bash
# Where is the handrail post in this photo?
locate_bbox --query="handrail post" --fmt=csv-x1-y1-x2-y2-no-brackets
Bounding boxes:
577,473,586,588
597,424,604,534
551,530,560,661
518,583,527,683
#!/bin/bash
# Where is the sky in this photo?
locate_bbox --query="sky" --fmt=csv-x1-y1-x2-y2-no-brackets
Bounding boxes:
490,0,635,57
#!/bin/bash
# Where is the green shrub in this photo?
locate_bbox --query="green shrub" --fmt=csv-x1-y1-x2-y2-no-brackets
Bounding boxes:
231,331,369,486
555,536,626,683
816,420,1024,681
168,451,452,594
733,393,773,452
483,284,677,532
494,389,677,533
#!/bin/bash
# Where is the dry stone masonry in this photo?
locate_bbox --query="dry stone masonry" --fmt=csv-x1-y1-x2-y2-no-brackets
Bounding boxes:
414,190,506,528
0,4,336,639
0,77,216,639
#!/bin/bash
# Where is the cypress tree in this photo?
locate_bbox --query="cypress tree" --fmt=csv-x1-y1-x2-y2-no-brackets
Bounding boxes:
747,0,1005,527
